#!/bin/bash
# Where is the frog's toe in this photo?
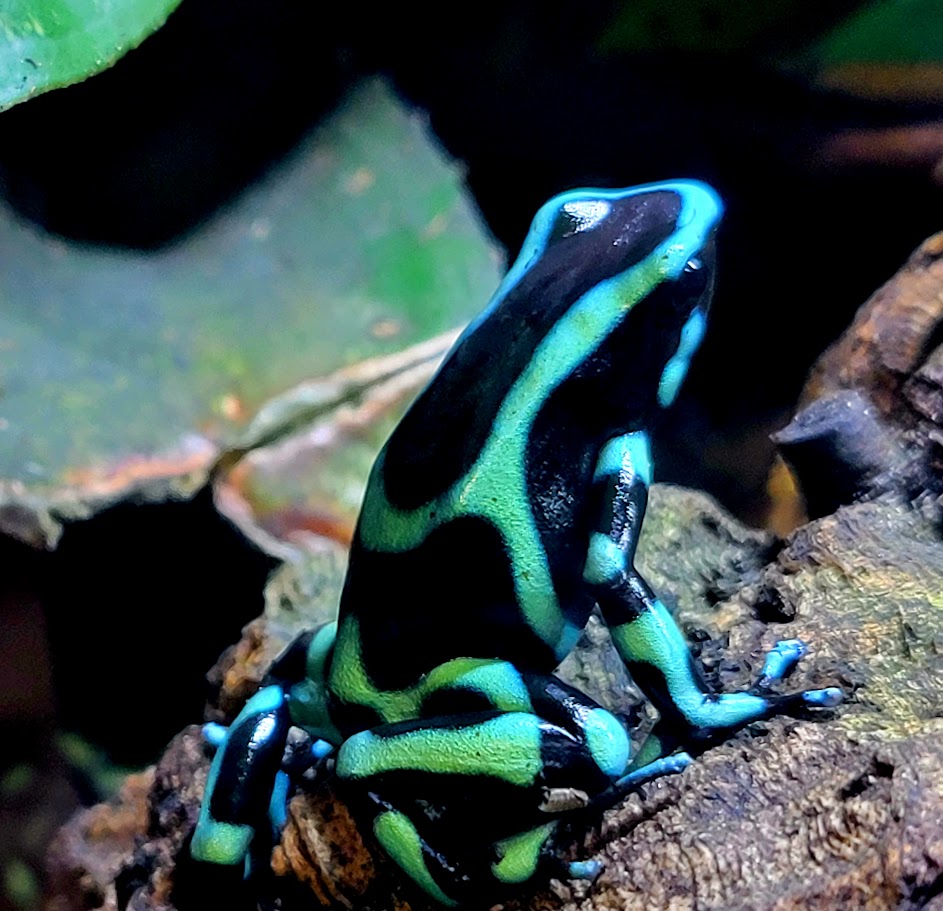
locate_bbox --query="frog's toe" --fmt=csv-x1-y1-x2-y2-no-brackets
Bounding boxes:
755,638,807,690
751,641,844,713
567,859,603,882
268,770,291,831
202,722,229,748
759,684,845,718
802,687,844,708
613,750,691,792
311,739,335,760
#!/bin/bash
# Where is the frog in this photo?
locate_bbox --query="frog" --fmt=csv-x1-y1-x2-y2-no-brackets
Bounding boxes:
190,180,842,906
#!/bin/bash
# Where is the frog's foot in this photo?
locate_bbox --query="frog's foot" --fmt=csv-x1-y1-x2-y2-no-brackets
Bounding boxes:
614,750,691,792
751,639,843,711
367,803,574,906
582,750,691,814
336,705,638,905
757,684,844,715
754,639,807,690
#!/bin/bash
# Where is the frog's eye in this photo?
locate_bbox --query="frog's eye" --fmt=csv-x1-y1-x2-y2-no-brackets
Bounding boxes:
552,199,612,240
676,256,710,298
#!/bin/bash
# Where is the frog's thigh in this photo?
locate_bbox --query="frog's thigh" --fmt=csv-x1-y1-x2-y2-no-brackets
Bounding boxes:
336,711,624,795
336,710,628,903
422,661,630,779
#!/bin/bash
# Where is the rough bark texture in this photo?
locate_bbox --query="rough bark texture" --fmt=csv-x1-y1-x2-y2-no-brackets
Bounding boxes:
46,237,943,911
775,232,943,517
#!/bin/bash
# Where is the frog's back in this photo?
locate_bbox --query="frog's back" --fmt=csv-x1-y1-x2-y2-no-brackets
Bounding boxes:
337,184,717,692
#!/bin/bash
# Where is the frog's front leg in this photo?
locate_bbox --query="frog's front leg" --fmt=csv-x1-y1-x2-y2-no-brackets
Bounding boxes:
584,431,842,747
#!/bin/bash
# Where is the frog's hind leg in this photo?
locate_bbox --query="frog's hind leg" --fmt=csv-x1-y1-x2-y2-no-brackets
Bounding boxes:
335,672,688,904
191,624,339,873
191,684,292,870
366,796,570,906
584,431,842,744
331,659,693,902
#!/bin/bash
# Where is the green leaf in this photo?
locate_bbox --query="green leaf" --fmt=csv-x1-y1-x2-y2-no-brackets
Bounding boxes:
0,79,501,546
0,0,184,111
815,0,943,64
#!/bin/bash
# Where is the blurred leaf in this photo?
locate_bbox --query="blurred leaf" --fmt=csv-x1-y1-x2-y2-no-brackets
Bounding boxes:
0,79,501,547
0,0,183,111
811,0,943,100
2,857,37,908
214,348,451,555
815,0,943,63
56,732,135,798
598,0,864,57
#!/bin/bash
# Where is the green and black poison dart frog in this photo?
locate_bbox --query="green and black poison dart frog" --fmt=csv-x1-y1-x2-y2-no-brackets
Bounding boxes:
191,180,841,905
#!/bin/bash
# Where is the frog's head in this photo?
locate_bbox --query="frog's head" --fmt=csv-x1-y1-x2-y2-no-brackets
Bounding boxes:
628,180,722,410
509,180,723,427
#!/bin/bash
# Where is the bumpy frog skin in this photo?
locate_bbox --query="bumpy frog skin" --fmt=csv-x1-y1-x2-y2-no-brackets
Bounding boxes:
191,181,841,906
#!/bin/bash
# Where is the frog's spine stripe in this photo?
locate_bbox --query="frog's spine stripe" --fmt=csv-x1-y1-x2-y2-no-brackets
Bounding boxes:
192,685,289,866
372,811,458,907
